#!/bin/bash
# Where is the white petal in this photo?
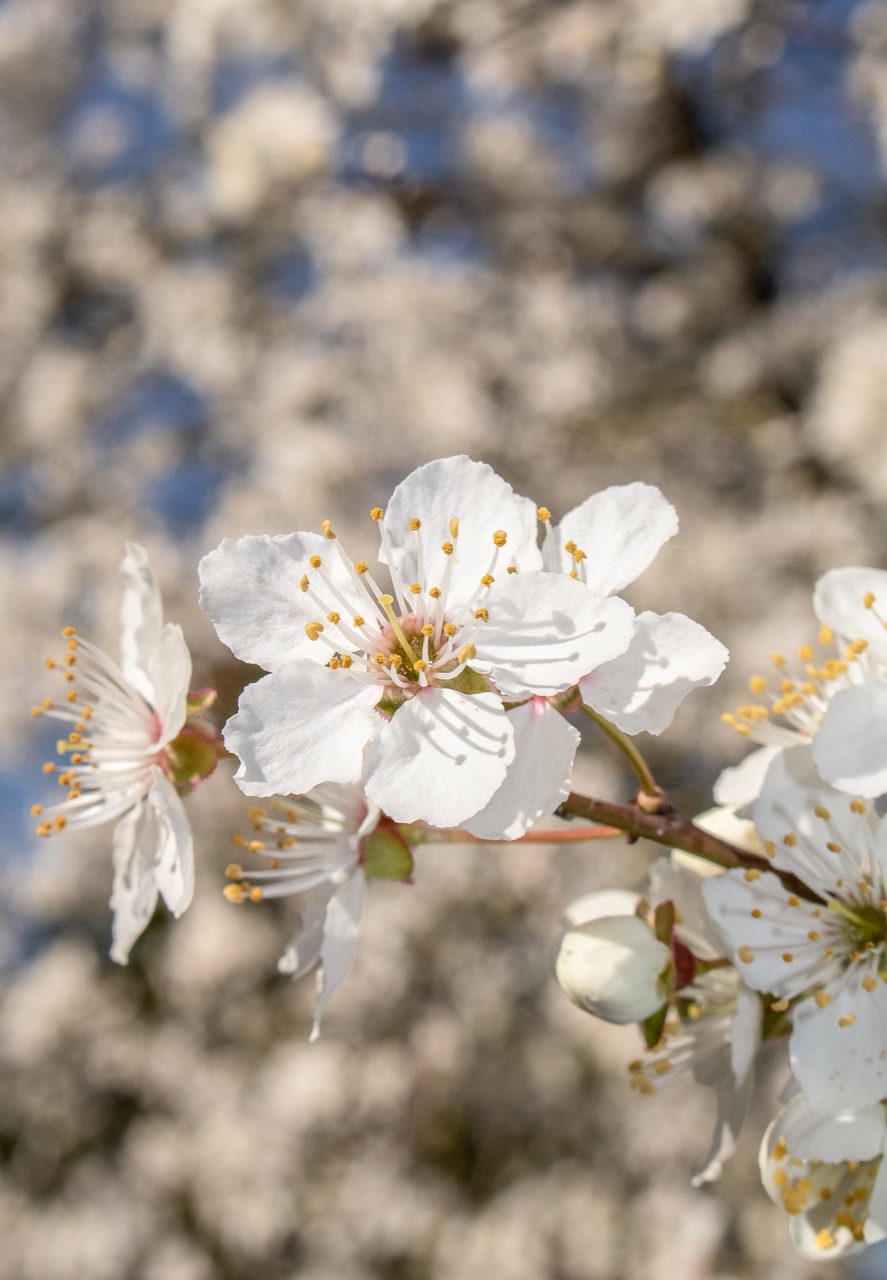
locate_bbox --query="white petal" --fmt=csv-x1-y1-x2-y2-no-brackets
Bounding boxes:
556,483,678,597
311,871,366,1041
147,623,191,744
814,567,887,662
754,745,875,890
146,767,195,918
713,745,782,810
119,543,166,702
791,964,887,1114
480,572,634,699
560,889,641,928
198,532,363,671
775,1092,886,1163
691,1008,757,1189
380,456,542,601
730,981,763,1086
580,611,727,735
813,681,887,798
462,699,581,840
277,884,336,980
363,687,514,827
109,801,159,964
648,853,723,956
701,869,835,999
225,661,381,796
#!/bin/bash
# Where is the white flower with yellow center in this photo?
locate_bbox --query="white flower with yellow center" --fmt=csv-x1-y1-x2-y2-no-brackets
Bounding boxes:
30,543,196,963
718,567,887,807
534,483,728,736
223,784,403,1039
703,746,887,1115
760,1091,887,1259
199,456,634,836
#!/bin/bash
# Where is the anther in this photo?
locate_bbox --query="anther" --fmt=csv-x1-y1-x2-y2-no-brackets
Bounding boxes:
798,644,813,662
353,615,365,628
839,1014,856,1028
305,622,324,641
441,541,454,556
414,659,428,671
449,518,459,538
410,583,422,595
493,530,507,547
44,657,56,669
409,518,421,531
770,652,786,668
61,626,76,637
738,946,754,963
355,562,369,575
370,507,383,521
421,624,434,637
863,976,878,992
309,554,322,569
815,990,831,1007
851,799,867,814
443,623,458,637
223,884,245,904
457,644,476,664
249,887,263,902
748,675,768,694
865,592,876,609
819,625,834,645
473,608,489,622
815,806,831,820
30,804,42,816
42,762,56,774
428,587,441,599
536,507,551,522
300,575,310,592
225,863,243,879
321,519,336,539
480,574,494,587
341,654,353,668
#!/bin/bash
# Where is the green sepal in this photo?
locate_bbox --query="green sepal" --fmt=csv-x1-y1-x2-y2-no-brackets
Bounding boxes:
166,723,221,792
362,827,414,881
653,900,675,946
642,1002,669,1050
443,666,491,696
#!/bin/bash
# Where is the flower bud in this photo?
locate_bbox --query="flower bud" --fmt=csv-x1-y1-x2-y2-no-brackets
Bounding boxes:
555,915,674,1024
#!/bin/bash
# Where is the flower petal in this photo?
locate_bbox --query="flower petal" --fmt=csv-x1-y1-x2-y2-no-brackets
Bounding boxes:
480,572,634,699
560,889,641,928
278,884,336,980
814,567,887,663
119,542,166,702
311,870,366,1041
556,483,678,597
199,532,363,671
580,610,727,735
109,801,159,964
691,986,760,1186
147,767,195,918
774,1092,886,1163
363,687,514,827
225,661,381,797
462,698,581,840
380,456,542,601
147,623,192,744
812,681,887,798
791,962,887,1114
713,745,781,811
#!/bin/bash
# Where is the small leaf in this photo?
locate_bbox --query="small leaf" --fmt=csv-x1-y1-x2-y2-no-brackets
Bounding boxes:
642,1002,669,1049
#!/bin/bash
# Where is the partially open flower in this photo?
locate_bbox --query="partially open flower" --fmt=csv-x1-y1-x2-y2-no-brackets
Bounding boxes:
555,913,674,1024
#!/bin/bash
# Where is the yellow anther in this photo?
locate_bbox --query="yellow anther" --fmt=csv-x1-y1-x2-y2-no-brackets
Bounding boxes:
865,592,876,609
763,840,776,857
414,659,428,671
474,608,489,622
247,807,266,826
30,804,42,816
850,638,869,655
355,561,369,575
770,652,786,668
223,884,245,904
480,574,494,587
815,1229,835,1251
572,548,586,563
782,952,794,963
409,518,421,531
863,976,878,992
300,574,310,592
738,946,754,963
352,615,365,628
248,887,263,903
373,653,387,665
457,644,477,664
225,863,243,879
449,518,459,538
771,998,789,1012
721,712,738,726
61,626,76,637
66,638,78,652
30,705,44,717
751,908,762,919
819,624,834,645
309,554,322,569
827,841,842,853
64,654,76,667
493,530,507,547
772,699,786,716
779,678,795,694
839,1014,856,1028
35,821,52,837
410,583,422,595
748,675,768,694
783,833,797,846
370,507,383,521
53,815,66,831
231,835,246,848
421,624,434,636
428,587,441,599
305,622,324,641
68,732,81,744
441,541,454,556
389,654,403,669
653,1061,672,1076
42,762,56,775
851,798,867,814
537,507,551,522
815,806,831,820
772,1138,788,1161
744,869,761,882
507,564,517,574
787,895,799,907
63,672,75,682
801,681,817,695
443,622,458,637
341,654,353,669
798,644,814,662
564,540,576,553
325,612,340,627
82,707,92,719
321,519,335,539
44,657,56,669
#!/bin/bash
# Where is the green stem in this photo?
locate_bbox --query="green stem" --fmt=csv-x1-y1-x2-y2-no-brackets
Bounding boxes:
582,705,660,799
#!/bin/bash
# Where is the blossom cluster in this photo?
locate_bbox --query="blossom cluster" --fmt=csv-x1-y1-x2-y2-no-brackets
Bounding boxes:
29,455,887,1260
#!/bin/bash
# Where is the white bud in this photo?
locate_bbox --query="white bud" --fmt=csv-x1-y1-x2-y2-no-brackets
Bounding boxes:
555,915,674,1024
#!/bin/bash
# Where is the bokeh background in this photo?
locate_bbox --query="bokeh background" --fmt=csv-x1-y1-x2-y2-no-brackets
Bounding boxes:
3,0,887,1276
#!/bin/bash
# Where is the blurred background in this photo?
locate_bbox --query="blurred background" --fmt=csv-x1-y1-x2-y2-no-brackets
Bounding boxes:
3,0,887,1276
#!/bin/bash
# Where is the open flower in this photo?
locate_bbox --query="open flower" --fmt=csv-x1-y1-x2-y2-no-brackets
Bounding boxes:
703,746,887,1114
717,566,887,807
199,456,634,837
31,543,200,962
760,1090,887,1259
534,483,728,736
224,783,413,1038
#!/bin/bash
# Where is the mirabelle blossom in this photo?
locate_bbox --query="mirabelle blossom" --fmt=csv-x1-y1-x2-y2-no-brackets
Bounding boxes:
703,746,887,1114
199,456,635,837
30,544,201,963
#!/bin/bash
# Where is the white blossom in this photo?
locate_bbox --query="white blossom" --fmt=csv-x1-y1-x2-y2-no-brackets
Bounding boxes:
760,1090,887,1258
703,746,887,1114
555,912,674,1024
199,456,634,837
32,544,195,963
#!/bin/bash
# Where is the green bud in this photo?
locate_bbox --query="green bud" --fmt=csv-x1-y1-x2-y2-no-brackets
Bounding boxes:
361,826,414,881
